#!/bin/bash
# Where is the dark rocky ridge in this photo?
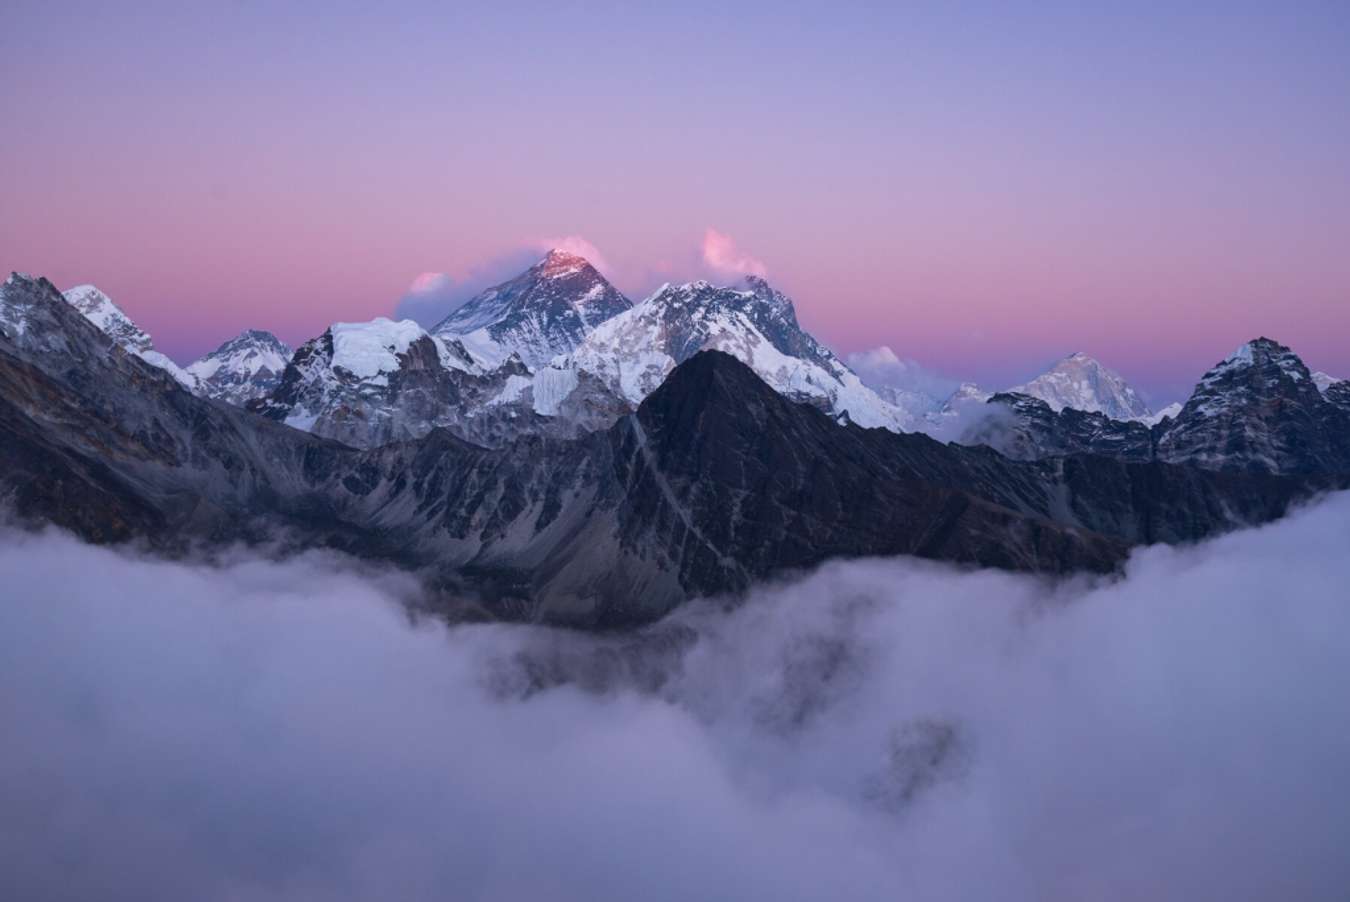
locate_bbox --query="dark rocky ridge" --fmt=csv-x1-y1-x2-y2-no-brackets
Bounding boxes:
965,392,1156,463
1156,338,1350,474
967,339,1350,477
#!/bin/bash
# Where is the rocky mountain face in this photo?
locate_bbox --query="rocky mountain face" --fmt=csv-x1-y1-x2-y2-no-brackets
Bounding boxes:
542,276,912,430
432,249,633,369
1156,339,1350,474
187,329,293,404
3,273,1342,628
240,249,640,448
1324,380,1350,412
963,339,1350,476
922,355,1161,438
963,392,1156,462
1009,352,1152,420
248,316,630,450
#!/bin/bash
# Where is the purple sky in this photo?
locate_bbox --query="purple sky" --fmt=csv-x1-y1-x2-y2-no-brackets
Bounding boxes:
3,2,1348,403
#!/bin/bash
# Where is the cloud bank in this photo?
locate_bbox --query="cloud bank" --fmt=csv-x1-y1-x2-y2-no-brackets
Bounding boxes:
3,494,1350,901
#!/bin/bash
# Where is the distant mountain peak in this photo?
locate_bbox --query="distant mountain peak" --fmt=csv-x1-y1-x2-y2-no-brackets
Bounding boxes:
432,251,632,368
537,248,591,276
556,277,912,430
58,283,197,388
1009,352,1151,420
1202,337,1307,389
187,329,293,405
62,284,154,354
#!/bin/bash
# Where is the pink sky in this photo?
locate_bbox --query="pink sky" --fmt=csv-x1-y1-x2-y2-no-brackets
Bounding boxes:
3,3,1347,404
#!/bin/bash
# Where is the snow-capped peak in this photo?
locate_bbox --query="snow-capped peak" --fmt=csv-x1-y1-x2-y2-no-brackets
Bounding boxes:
60,284,196,388
331,318,425,379
431,251,632,369
537,248,590,278
552,275,913,430
62,284,154,354
187,329,293,405
1201,338,1308,388
1009,352,1151,420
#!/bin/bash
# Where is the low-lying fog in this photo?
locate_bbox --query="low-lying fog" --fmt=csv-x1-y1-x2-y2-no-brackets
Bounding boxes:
3,494,1349,901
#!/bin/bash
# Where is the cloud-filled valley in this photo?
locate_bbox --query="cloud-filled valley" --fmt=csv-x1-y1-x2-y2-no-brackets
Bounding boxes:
4,493,1349,901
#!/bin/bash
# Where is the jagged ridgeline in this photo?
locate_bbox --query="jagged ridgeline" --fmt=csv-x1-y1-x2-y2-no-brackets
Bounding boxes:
3,272,1348,627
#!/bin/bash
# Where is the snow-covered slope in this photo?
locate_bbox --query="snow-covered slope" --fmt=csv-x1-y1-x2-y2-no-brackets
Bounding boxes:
1009,352,1151,420
432,249,631,369
60,284,196,388
250,317,490,442
1139,402,1183,426
187,330,293,405
1312,371,1341,395
541,276,912,431
247,316,626,448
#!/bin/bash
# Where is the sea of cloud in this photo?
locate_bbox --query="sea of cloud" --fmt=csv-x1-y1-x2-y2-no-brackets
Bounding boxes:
3,493,1349,901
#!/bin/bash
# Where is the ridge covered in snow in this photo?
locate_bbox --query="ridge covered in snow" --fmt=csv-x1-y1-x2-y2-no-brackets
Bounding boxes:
187,329,293,404
537,276,913,430
1008,352,1152,420
60,284,196,388
1312,371,1341,395
432,249,632,369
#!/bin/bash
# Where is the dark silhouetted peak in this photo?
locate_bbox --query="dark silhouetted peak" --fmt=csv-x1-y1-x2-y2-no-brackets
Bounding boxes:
1324,380,1350,412
972,392,1154,462
1158,337,1350,473
638,349,787,424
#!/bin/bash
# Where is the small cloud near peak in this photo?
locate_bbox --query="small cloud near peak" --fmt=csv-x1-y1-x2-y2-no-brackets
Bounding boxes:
408,272,451,295
537,236,609,273
702,228,768,278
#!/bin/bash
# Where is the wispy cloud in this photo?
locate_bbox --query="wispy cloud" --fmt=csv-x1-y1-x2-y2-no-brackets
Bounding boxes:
701,227,768,278
537,235,610,274
408,272,452,295
846,345,959,405
392,248,540,327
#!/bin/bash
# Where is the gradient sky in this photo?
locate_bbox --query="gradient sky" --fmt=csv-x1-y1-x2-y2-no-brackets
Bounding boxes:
3,1,1348,404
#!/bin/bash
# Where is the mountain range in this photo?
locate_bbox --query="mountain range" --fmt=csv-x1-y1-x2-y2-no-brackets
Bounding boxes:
3,265,1348,627
21,253,1350,476
53,251,1216,447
